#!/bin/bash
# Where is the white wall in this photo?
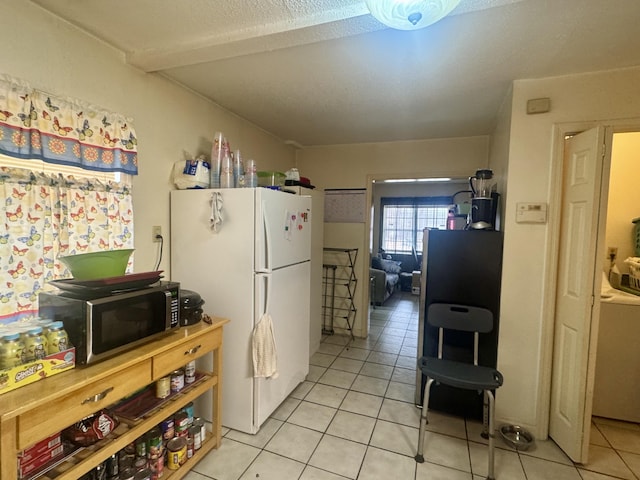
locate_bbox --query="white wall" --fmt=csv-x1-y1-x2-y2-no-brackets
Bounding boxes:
297,136,490,337
488,85,513,229
1,2,295,275
499,66,640,437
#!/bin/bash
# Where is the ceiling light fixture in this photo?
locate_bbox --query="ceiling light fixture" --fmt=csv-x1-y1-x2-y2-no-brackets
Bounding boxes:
365,0,461,30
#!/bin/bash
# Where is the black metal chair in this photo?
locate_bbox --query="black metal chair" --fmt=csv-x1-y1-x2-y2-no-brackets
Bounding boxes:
415,303,504,480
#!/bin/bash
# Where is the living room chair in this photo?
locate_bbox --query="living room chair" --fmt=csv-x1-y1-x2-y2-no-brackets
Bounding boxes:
415,303,504,480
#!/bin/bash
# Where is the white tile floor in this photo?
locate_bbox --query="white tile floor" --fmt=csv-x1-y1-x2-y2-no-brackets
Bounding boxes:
186,292,640,480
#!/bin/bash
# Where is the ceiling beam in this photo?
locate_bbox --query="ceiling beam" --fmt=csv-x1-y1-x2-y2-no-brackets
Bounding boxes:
127,4,377,72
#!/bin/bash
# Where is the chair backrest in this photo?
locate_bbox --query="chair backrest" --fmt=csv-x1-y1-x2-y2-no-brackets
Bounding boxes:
426,303,494,364
427,303,493,332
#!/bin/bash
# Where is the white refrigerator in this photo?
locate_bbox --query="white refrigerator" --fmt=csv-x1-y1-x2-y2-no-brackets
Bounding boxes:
170,187,312,434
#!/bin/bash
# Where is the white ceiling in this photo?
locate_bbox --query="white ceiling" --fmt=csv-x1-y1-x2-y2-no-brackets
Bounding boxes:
30,0,640,146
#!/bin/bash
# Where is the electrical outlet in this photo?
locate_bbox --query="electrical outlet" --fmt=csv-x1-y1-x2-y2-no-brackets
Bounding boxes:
152,226,162,243
607,247,618,260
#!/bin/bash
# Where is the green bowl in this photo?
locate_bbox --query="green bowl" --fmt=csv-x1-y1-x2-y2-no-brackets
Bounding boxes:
59,249,134,280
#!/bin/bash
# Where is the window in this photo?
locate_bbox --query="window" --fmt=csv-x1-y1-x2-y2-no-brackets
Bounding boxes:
380,197,451,254
0,161,134,324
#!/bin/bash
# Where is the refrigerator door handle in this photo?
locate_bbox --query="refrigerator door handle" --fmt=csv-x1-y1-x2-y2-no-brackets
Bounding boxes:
256,273,271,317
258,200,272,272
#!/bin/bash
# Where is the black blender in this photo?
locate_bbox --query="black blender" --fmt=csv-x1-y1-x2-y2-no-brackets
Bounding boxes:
468,169,497,230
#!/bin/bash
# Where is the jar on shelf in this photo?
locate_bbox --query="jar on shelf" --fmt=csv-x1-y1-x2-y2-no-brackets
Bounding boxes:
23,326,48,361
0,332,25,369
45,321,69,353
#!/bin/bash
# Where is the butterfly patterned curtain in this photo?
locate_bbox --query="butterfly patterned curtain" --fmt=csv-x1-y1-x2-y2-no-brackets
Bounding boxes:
0,75,138,175
0,167,134,324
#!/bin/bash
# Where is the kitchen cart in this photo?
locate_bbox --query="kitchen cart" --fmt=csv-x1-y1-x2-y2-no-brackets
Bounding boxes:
0,318,228,480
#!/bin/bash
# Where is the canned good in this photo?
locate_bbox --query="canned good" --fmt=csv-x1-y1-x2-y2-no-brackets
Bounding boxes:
170,369,184,393
194,418,206,444
45,321,69,353
185,360,196,384
148,454,164,480
174,411,189,436
146,426,163,459
189,425,201,451
23,326,48,361
182,402,194,425
160,418,175,440
186,435,194,459
135,437,147,459
166,437,187,470
0,332,25,369
155,376,170,399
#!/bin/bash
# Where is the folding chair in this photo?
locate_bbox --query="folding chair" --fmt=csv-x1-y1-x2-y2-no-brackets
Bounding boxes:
415,303,503,480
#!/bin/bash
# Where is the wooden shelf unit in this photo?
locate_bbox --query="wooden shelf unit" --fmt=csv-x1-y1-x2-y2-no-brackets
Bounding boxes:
0,318,228,480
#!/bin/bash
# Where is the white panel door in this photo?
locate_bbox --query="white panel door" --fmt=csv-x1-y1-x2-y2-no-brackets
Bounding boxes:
549,127,607,463
253,261,310,431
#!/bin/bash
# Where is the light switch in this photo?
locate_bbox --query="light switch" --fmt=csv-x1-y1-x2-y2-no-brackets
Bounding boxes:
516,203,547,223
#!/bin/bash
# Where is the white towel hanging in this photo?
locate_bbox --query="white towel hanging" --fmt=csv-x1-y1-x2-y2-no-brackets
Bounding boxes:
210,192,223,232
252,313,278,378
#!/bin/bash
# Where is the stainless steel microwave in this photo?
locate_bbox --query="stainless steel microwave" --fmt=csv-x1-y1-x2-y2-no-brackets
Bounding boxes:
39,281,180,365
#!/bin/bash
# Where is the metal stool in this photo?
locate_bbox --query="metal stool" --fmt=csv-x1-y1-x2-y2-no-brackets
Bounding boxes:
415,303,503,480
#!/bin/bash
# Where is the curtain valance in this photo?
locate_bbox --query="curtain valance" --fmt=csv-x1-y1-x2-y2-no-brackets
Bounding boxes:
0,75,138,175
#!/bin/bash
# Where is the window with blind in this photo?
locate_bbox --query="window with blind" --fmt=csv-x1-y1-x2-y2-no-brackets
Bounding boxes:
380,197,451,254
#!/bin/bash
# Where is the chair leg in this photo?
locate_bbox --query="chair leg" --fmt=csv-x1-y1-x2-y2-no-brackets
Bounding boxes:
481,390,489,439
415,377,433,463
486,390,496,480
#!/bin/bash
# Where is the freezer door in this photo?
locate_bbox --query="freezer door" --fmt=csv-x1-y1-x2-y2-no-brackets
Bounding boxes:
255,188,312,272
253,261,310,431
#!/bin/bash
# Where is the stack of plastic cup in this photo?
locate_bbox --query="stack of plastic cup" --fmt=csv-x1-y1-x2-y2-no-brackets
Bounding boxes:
245,159,257,188
233,150,244,188
210,132,225,188
220,152,233,188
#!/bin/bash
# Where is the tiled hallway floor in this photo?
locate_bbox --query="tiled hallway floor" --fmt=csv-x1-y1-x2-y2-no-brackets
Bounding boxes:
186,292,640,480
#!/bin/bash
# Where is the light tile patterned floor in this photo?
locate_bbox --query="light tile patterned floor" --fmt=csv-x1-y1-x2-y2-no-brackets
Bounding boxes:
186,292,640,480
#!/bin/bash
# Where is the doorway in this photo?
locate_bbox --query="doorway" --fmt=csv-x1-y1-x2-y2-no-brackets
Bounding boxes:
364,175,470,339
549,127,640,464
